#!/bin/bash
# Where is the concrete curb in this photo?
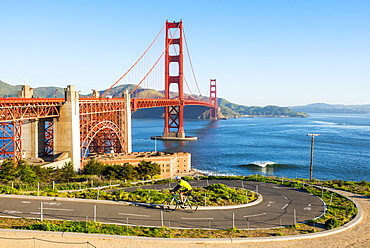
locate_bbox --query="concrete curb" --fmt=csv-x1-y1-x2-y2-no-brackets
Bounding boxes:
0,183,363,243
129,193,263,210
0,190,263,210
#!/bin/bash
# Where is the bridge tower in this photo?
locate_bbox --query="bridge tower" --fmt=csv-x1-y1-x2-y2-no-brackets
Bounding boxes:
209,79,218,119
159,20,196,140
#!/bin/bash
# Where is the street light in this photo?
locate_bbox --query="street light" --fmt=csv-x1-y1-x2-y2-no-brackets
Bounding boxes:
307,133,320,181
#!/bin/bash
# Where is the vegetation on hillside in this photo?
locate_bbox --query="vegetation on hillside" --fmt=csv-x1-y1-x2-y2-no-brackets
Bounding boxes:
0,173,361,238
217,98,308,117
0,159,160,186
0,157,363,238
291,103,370,114
0,81,307,118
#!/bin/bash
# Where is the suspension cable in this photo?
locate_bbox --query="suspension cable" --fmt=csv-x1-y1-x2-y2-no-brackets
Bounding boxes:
129,24,180,96
166,26,193,97
183,27,202,96
101,23,165,97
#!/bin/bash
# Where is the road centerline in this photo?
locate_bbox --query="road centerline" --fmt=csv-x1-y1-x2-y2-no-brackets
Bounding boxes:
118,213,150,217
243,213,267,218
39,208,74,211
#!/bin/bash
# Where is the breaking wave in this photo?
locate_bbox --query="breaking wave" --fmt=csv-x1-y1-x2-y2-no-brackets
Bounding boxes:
248,161,277,167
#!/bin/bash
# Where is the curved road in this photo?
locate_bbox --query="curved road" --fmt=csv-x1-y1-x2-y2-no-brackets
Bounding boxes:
0,180,324,230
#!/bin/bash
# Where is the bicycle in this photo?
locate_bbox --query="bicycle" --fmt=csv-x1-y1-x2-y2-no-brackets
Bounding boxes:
162,194,198,213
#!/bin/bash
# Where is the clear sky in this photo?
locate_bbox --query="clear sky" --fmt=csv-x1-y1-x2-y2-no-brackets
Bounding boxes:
1,0,369,106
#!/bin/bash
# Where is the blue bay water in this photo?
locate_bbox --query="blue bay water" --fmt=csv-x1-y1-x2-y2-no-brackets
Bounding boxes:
132,113,370,182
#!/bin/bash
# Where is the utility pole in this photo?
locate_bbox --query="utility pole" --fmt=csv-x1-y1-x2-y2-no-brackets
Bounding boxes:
307,133,320,181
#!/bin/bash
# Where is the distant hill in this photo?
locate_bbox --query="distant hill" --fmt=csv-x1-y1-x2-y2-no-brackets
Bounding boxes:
216,98,308,118
0,80,64,98
0,80,307,118
0,80,22,97
291,103,370,114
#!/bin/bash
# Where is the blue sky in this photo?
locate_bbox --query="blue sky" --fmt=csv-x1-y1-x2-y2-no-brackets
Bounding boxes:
1,0,369,106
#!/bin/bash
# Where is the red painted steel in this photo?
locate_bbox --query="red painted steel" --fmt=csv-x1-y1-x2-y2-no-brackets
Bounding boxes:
130,98,216,111
209,79,218,119
164,20,185,135
0,96,216,161
0,98,62,122
0,98,61,161
79,99,128,158
44,120,54,155
0,121,22,160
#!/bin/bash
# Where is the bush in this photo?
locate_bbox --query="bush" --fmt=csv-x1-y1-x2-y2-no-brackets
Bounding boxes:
0,185,19,194
325,218,341,229
205,183,230,194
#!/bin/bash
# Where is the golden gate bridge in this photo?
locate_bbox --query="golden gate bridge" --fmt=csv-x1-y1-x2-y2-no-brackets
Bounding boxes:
0,20,218,170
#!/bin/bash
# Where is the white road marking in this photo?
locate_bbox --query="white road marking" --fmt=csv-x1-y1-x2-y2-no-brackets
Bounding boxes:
43,202,61,206
243,213,266,218
21,201,31,204
4,210,23,214
118,213,150,217
39,208,73,211
282,204,289,209
267,201,275,206
181,217,214,220
30,212,41,215
282,195,289,200
304,203,312,210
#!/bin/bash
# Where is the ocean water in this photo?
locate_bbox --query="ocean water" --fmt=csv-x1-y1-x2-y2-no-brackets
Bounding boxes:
132,113,370,182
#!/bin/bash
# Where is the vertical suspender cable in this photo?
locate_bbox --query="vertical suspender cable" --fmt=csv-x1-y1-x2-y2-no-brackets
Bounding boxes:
102,24,165,97
183,27,202,96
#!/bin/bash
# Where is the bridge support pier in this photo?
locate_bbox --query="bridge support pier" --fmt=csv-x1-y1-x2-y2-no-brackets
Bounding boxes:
53,85,80,171
19,85,45,160
22,119,44,159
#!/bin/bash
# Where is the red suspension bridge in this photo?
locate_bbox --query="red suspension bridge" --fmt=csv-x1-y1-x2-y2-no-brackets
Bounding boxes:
0,20,218,170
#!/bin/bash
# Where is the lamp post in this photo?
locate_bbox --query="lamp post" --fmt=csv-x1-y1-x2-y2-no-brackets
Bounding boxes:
307,133,320,181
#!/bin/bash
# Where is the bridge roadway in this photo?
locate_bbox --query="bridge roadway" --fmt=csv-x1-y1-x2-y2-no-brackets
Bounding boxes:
0,180,325,230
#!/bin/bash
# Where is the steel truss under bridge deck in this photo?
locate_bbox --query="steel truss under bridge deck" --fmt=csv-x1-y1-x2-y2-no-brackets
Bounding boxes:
79,98,128,159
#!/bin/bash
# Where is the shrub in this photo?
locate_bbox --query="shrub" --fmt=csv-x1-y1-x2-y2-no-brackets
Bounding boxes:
325,218,341,229
0,185,19,194
205,183,229,194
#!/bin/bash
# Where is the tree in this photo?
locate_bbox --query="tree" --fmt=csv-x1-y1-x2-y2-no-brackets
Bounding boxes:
29,164,55,182
19,165,39,183
135,160,160,179
58,162,76,181
0,159,18,182
82,158,105,175
120,163,138,181
102,163,139,181
102,164,121,180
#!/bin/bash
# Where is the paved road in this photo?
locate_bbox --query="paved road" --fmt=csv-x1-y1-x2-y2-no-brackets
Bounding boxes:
0,180,324,229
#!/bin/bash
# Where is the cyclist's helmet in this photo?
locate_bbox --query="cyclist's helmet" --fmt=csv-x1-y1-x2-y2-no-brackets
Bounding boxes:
175,176,181,180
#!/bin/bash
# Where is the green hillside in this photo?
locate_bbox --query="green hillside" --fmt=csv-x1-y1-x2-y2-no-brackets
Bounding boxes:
0,81,64,98
0,81,307,118
0,80,22,97
291,103,370,114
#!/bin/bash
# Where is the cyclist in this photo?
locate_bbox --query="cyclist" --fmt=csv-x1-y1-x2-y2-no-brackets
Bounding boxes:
170,176,193,205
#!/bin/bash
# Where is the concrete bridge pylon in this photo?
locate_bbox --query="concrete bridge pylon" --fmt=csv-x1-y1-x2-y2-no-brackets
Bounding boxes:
53,85,81,171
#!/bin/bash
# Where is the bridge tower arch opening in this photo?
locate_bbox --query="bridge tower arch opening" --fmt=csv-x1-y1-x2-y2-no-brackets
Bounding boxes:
80,121,125,158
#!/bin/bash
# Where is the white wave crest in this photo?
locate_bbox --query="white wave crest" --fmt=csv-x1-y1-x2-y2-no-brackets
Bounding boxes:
250,161,277,167
193,169,230,177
